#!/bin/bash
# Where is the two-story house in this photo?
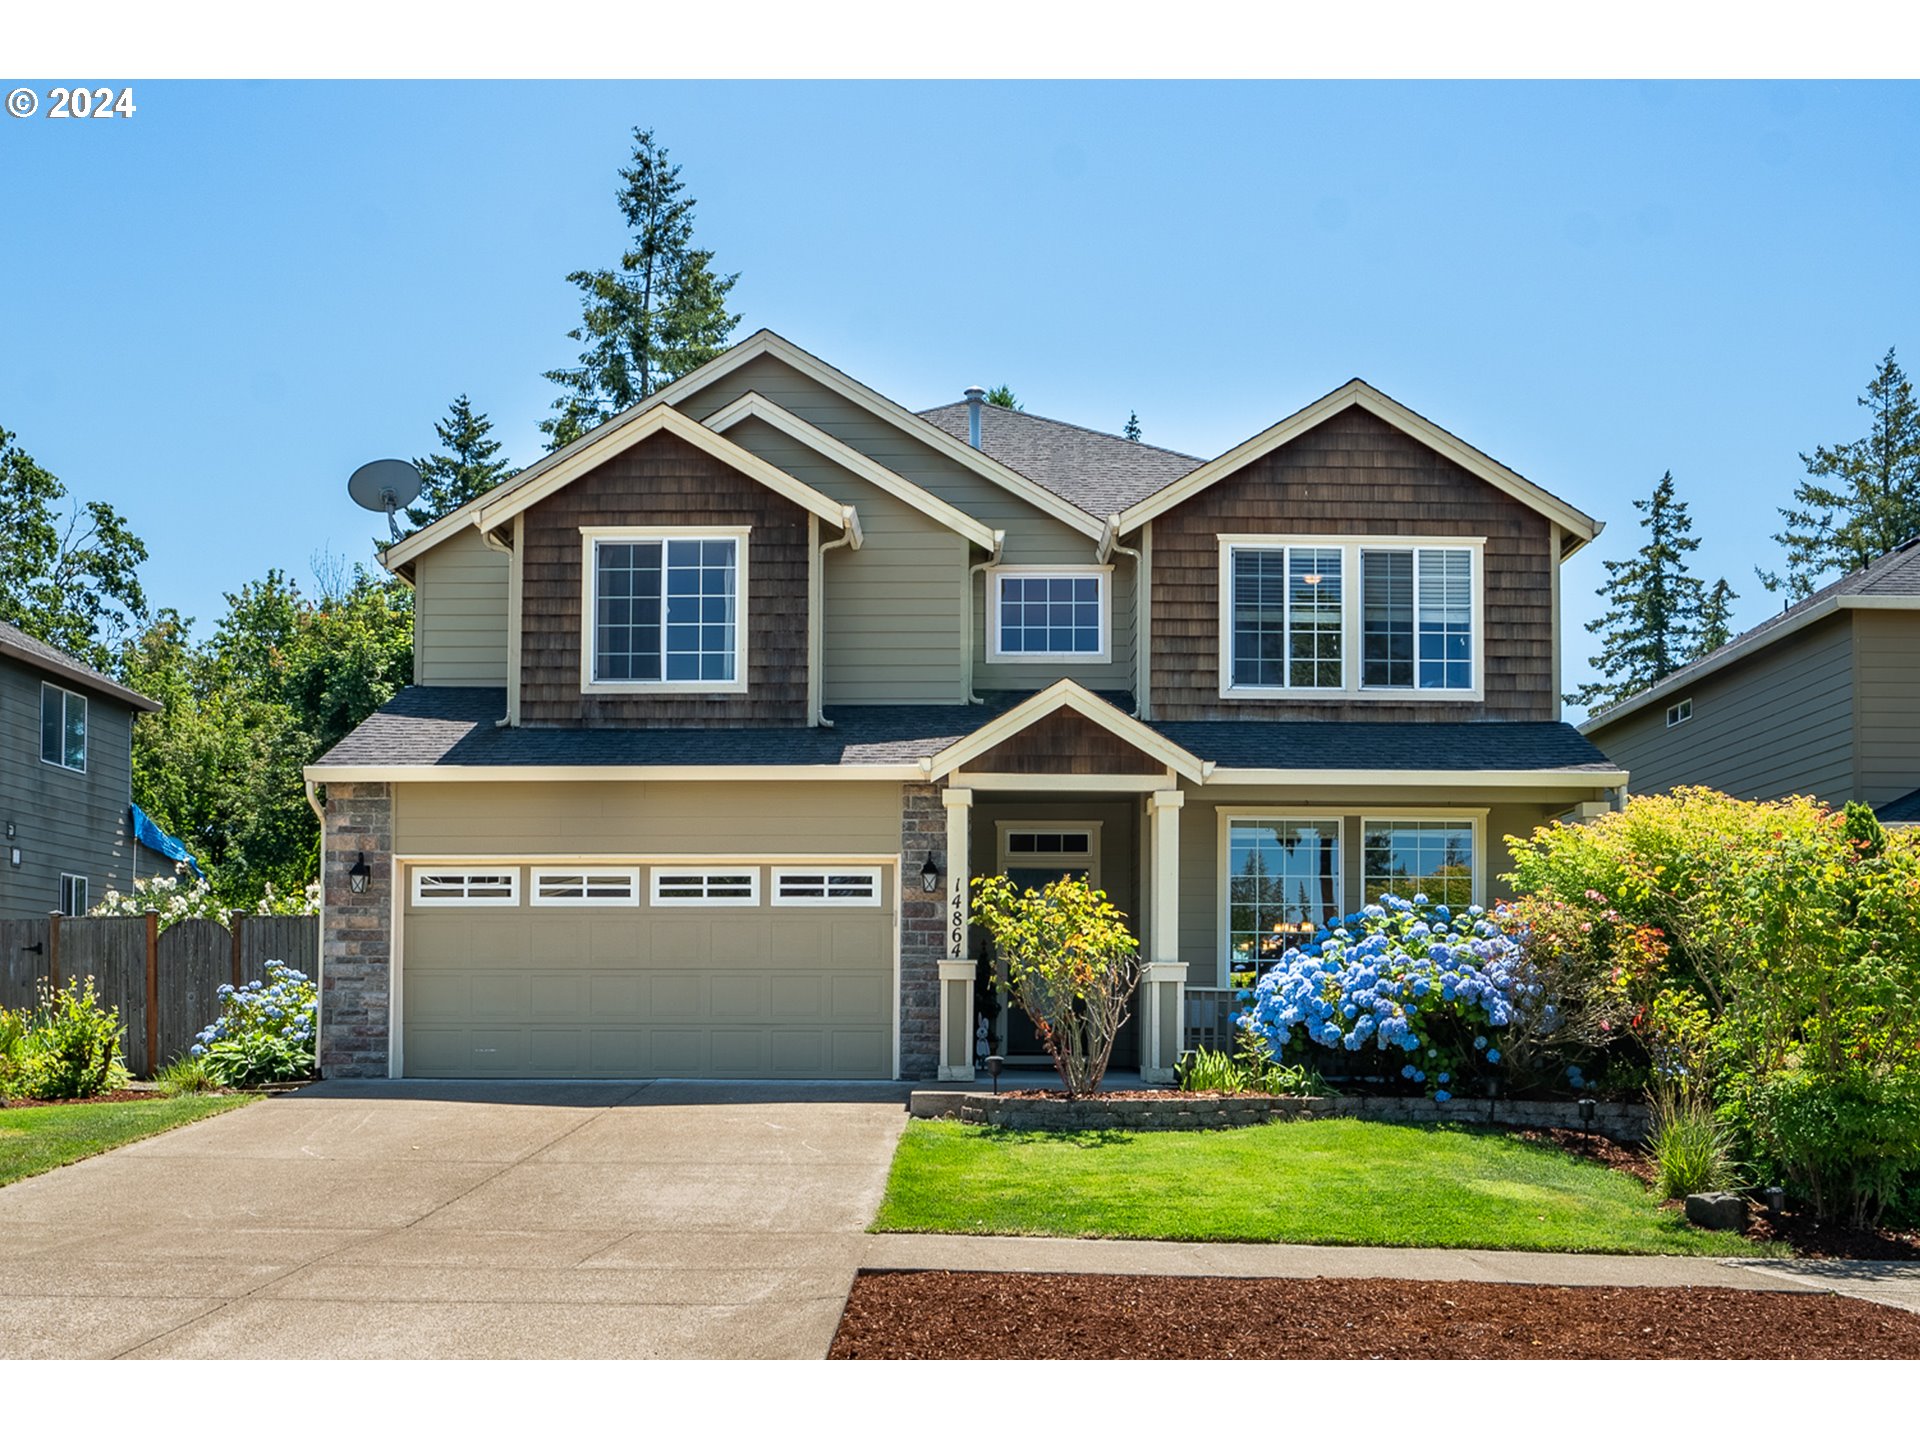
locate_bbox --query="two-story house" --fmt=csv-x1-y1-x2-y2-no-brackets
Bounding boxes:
306,330,1622,1083
1580,535,1920,824
1,620,165,921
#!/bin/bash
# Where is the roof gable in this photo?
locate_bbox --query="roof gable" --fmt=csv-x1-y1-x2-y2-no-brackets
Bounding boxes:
923,679,1207,783
1115,378,1602,552
0,621,159,712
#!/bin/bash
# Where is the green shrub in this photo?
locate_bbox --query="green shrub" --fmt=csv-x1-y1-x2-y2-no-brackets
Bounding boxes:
1735,1068,1920,1228
154,1052,218,1095
1647,1086,1739,1199
1175,1042,1324,1096
1,978,132,1100
192,959,316,1088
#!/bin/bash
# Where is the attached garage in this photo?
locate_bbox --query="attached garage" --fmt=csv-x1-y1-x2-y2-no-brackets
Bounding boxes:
398,860,898,1079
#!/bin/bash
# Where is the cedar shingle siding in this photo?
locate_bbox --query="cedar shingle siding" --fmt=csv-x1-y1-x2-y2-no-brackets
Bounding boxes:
968,707,1166,775
1150,407,1555,722
518,430,811,727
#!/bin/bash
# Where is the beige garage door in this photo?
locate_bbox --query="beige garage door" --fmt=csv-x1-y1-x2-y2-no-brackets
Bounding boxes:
400,863,896,1079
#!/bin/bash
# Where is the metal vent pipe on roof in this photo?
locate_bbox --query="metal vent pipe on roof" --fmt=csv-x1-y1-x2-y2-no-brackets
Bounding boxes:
964,385,985,448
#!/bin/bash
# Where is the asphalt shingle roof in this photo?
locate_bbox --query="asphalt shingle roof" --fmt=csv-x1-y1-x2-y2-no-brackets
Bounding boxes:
916,402,1202,517
0,620,159,712
1877,786,1920,825
317,686,1617,777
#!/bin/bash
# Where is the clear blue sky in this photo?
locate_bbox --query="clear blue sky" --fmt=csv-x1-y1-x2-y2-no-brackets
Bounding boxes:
3,80,1914,715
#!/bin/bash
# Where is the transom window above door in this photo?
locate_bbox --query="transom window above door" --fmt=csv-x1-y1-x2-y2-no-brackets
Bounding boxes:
1220,537,1483,699
997,825,1102,892
583,527,748,692
989,568,1110,661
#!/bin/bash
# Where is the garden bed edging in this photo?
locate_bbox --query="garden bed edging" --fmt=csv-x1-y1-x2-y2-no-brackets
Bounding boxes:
907,1089,1649,1141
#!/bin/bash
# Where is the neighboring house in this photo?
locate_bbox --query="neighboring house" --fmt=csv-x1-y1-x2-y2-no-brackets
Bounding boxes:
307,330,1622,1084
1580,536,1920,825
0,621,164,921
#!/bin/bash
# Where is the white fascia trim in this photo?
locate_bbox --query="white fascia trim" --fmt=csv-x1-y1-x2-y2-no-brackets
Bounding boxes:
1579,593,1920,733
303,764,927,783
703,391,999,551
1203,767,1629,789
1116,380,1602,550
919,677,1208,783
954,771,1180,793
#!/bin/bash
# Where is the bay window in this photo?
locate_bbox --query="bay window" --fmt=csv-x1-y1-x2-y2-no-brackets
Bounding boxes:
1221,536,1481,699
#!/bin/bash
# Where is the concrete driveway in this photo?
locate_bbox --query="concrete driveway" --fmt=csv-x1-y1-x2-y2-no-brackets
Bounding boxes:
0,1079,911,1359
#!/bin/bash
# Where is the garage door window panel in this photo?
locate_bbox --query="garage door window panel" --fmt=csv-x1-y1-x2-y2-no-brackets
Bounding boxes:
412,869,521,906
531,867,642,906
650,868,762,906
772,867,883,907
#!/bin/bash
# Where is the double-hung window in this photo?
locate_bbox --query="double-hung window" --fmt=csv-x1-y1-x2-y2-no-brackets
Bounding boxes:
584,528,748,692
1221,537,1481,699
989,568,1109,661
40,683,87,771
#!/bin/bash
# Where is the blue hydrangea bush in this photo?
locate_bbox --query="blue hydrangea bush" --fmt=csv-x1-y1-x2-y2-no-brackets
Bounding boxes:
190,960,317,1088
1238,894,1524,1101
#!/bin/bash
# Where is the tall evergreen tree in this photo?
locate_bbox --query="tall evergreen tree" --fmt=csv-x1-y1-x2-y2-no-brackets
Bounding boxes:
1567,471,1706,711
1759,348,1920,599
403,395,516,533
541,128,742,450
1123,411,1142,442
984,385,1022,411
1695,576,1739,656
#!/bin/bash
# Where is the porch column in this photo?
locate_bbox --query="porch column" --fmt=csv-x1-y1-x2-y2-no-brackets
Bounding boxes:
1140,789,1187,1085
937,786,976,1081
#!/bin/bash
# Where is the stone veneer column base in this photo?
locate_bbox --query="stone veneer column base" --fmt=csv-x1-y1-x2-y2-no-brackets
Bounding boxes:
318,781,394,1078
897,782,944,1080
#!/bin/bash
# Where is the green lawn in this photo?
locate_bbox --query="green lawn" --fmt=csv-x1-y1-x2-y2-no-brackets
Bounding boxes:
875,1117,1773,1256
0,1095,255,1188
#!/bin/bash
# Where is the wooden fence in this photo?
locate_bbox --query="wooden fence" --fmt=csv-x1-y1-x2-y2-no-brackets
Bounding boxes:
0,912,319,1076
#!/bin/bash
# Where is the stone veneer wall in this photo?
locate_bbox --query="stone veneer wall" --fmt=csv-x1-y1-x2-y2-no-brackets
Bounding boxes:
898,782,944,1080
319,781,393,1078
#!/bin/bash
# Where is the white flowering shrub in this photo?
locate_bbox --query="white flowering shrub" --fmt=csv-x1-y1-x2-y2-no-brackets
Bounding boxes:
90,868,317,931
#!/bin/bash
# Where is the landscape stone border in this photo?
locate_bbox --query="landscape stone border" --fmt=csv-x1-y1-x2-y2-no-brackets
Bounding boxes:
908,1089,1648,1142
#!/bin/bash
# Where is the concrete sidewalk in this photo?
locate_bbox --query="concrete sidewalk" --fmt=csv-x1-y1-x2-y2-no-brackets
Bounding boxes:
859,1232,1832,1293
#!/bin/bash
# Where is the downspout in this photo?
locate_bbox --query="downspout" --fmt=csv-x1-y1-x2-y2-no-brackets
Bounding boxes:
1103,513,1146,718
814,506,862,728
965,529,1007,705
478,519,515,729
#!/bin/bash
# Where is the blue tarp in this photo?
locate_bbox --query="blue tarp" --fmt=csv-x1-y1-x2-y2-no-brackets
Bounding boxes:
131,802,204,879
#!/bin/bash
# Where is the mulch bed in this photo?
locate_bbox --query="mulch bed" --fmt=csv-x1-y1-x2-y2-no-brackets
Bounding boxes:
830,1271,1920,1359
0,1088,157,1109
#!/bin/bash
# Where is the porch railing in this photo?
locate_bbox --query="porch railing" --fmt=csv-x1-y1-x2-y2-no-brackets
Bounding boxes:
1182,985,1252,1056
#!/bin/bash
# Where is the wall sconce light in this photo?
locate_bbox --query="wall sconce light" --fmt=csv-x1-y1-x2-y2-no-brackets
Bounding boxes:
8,846,20,870
348,852,371,894
920,852,939,893
4,819,14,840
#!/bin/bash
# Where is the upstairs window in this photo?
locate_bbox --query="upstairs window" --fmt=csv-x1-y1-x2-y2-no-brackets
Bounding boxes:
1222,537,1481,699
1666,699,1693,727
585,529,747,691
40,683,87,772
989,569,1109,661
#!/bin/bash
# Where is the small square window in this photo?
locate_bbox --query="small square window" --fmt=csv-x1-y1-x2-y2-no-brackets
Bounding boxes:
991,571,1108,659
1666,699,1693,728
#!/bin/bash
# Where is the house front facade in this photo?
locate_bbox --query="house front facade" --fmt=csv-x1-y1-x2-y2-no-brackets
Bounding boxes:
1580,536,1920,826
0,621,164,921
308,331,1624,1083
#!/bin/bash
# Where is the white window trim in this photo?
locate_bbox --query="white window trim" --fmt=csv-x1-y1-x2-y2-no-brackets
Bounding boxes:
994,822,1104,888
410,868,522,907
770,865,884,908
579,525,752,696
1359,811,1488,909
528,866,642,907
649,867,762,907
1214,807,1349,975
986,564,1113,664
1216,535,1486,703
59,873,87,917
1666,698,1693,728
40,682,88,774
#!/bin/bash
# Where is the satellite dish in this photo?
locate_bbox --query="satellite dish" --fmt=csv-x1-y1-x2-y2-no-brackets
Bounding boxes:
348,459,423,543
